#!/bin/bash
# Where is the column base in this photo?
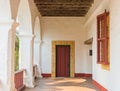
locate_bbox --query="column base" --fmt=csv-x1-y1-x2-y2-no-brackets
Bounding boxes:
36,74,43,78
26,84,35,88
24,76,35,88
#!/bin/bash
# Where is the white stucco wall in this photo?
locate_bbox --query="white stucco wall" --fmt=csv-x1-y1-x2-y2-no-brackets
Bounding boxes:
0,0,11,21
84,0,120,90
109,0,120,90
41,17,92,74
85,45,92,74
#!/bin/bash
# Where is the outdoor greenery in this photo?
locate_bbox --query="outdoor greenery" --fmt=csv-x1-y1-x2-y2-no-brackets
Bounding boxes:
15,36,19,71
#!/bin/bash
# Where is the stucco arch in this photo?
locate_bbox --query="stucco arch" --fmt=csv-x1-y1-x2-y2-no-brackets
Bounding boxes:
34,16,41,41
10,0,20,20
17,0,32,34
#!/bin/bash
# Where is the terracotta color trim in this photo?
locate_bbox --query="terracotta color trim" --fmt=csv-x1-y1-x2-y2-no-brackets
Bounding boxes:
15,69,25,91
42,73,51,77
93,80,108,91
75,73,92,78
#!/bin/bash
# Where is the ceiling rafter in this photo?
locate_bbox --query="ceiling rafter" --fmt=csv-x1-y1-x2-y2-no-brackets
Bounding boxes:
35,2,92,5
36,4,91,8
34,0,93,3
37,8,89,11
34,0,94,16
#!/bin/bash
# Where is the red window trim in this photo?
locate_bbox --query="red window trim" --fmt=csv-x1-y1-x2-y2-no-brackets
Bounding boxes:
97,10,109,65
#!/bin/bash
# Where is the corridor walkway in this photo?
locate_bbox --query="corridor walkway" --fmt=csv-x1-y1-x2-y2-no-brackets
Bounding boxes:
24,78,100,91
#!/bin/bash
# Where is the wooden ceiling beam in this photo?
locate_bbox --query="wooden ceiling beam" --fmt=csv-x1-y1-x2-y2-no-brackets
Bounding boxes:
35,2,92,6
34,0,93,4
37,7,89,11
36,4,91,8
39,10,87,13
39,10,87,16
41,12,86,16
34,0,94,16
34,0,93,2
41,14,86,16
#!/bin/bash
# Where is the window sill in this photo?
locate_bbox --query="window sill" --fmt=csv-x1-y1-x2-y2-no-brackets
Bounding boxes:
97,61,109,65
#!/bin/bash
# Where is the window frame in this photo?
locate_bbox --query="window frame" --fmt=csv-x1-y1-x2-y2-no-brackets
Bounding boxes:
97,10,109,65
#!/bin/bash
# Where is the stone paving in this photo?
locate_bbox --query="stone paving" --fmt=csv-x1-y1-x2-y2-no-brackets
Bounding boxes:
24,78,100,91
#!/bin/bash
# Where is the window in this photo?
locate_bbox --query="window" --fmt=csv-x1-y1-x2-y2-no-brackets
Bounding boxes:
97,10,109,65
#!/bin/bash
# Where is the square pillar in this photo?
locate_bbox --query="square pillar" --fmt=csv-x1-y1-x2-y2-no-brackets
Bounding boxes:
0,20,18,91
19,34,35,88
34,40,42,78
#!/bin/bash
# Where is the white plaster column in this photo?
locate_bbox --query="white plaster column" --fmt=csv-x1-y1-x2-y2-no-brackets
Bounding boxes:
0,20,18,91
19,34,35,88
34,40,42,78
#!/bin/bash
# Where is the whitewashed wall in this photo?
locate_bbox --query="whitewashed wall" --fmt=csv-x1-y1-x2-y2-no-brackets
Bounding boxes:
0,0,11,21
41,17,92,74
84,0,120,90
109,0,120,90
85,45,92,74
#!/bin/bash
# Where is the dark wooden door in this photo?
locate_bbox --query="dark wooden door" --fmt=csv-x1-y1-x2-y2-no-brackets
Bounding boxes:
56,45,70,77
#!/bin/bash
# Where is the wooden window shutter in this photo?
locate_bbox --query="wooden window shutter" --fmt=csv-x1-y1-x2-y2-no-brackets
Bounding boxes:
97,10,109,65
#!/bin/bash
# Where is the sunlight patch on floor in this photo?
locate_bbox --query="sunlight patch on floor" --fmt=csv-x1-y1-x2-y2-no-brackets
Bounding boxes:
46,78,86,85
55,86,97,91
24,78,100,91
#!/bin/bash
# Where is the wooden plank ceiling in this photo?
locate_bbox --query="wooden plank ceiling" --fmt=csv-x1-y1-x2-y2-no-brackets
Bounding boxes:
34,0,94,17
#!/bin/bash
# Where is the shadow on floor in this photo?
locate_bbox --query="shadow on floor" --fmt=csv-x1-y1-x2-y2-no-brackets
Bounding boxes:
24,78,100,91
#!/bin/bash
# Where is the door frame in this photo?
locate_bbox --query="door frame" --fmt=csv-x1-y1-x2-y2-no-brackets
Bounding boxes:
52,41,75,77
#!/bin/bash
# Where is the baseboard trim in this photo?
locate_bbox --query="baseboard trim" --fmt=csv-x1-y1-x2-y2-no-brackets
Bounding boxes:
75,73,92,78
42,73,51,78
93,80,108,91
42,73,92,78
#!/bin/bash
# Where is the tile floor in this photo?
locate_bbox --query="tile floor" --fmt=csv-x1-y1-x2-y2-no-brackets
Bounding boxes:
24,78,100,91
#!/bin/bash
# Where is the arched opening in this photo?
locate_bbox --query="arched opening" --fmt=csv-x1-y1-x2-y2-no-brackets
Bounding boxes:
14,0,35,88
17,0,33,70
0,1,18,91
17,0,32,35
15,35,19,71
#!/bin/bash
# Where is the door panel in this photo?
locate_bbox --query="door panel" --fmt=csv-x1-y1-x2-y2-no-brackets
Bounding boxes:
56,45,70,77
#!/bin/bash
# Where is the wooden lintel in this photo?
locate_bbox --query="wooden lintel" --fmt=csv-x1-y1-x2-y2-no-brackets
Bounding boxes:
84,38,93,45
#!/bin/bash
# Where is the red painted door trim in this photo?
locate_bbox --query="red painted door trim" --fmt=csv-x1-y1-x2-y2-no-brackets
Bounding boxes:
56,45,70,77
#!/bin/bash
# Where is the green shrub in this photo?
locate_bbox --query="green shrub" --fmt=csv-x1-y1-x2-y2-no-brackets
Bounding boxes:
15,36,19,71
